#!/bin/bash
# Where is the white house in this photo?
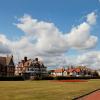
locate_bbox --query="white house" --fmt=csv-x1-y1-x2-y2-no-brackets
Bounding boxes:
50,68,65,76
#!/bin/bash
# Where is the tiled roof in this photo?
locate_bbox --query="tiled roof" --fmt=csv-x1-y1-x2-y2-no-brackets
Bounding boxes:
75,68,81,72
66,68,81,73
6,56,12,65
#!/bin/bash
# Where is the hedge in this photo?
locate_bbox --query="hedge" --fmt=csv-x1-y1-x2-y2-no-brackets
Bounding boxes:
42,76,100,80
41,76,54,80
0,76,99,81
0,76,24,81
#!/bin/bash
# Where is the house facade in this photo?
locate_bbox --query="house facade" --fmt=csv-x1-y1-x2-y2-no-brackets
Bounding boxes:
50,68,65,76
0,55,15,77
15,57,47,78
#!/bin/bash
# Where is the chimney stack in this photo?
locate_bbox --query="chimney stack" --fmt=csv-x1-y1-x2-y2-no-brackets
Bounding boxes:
24,56,27,62
35,58,38,61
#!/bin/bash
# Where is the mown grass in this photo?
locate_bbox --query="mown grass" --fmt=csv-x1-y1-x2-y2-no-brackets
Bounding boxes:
0,79,100,100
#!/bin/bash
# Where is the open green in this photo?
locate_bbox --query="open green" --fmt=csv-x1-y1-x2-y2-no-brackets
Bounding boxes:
0,79,100,100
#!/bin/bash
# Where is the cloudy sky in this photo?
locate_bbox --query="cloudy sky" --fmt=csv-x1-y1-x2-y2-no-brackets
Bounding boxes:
0,0,100,69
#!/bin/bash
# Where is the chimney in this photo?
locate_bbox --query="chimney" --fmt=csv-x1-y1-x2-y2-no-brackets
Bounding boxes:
35,58,38,61
24,57,27,62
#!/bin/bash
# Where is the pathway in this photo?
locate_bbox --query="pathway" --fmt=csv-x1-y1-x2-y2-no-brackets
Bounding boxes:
78,90,100,100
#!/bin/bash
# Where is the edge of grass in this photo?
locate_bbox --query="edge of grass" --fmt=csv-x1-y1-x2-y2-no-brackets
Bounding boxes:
73,88,100,100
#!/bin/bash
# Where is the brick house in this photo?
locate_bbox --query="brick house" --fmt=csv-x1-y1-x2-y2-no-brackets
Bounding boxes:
0,55,15,77
15,57,47,79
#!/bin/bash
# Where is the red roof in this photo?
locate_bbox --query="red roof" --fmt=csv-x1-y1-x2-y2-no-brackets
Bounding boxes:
75,68,81,72
67,68,81,73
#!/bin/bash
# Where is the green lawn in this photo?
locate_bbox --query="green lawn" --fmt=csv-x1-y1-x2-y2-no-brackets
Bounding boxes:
0,79,100,100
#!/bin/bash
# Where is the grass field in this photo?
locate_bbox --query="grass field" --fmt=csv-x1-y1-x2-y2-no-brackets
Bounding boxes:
0,79,100,100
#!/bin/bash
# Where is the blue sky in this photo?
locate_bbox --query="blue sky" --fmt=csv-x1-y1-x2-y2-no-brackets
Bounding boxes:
0,0,100,37
0,0,100,69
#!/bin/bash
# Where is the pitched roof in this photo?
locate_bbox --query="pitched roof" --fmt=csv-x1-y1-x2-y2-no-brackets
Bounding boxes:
66,68,81,73
6,56,13,65
75,68,81,72
0,56,14,66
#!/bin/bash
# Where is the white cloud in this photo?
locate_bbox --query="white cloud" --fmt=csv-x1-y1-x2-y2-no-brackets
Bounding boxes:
16,14,69,54
44,51,100,69
67,22,98,50
76,51,100,69
86,12,97,25
0,11,99,69
0,34,11,54
16,12,98,52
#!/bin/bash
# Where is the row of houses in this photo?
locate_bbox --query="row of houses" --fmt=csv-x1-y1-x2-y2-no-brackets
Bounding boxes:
49,66,99,77
0,55,100,78
0,55,47,79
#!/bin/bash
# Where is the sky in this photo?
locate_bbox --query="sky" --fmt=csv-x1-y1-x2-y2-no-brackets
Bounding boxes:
0,0,100,69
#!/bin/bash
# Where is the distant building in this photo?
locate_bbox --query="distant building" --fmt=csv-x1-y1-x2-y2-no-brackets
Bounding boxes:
66,67,84,76
15,57,47,79
0,55,15,77
49,66,93,77
50,68,65,76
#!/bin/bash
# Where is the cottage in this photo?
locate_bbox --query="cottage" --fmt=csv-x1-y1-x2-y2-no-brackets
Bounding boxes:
0,55,15,77
66,67,81,76
50,68,65,76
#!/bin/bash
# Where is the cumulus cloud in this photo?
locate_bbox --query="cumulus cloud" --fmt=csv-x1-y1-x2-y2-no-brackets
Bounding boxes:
0,34,11,54
16,12,98,52
16,15,68,54
67,22,98,50
76,51,100,69
86,12,97,25
0,11,99,69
